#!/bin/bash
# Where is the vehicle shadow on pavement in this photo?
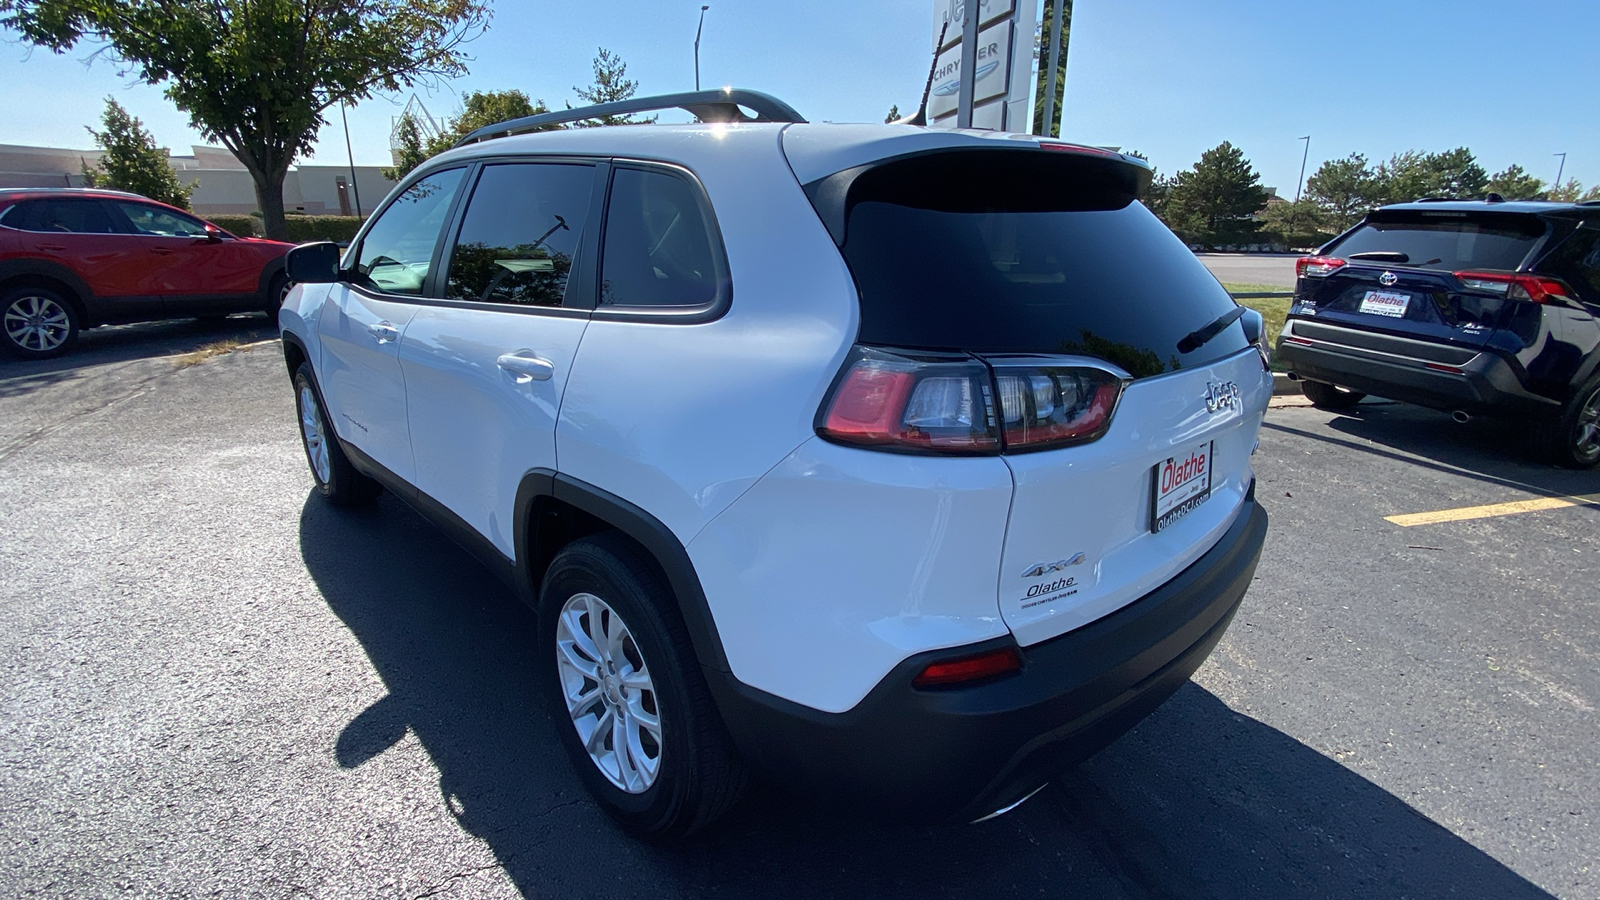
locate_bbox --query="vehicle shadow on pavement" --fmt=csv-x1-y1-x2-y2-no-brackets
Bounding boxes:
1267,402,1600,499
0,314,274,386
299,492,1552,900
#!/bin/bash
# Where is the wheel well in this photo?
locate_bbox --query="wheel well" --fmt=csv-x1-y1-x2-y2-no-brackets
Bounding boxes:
527,495,621,594
281,337,307,380
0,274,87,323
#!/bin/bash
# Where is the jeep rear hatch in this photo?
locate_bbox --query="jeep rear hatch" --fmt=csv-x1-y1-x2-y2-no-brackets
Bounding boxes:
807,147,1269,646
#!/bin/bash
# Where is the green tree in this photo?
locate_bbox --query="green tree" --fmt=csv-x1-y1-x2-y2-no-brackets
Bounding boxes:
1031,0,1071,137
80,96,195,209
1374,147,1488,203
1257,198,1330,250
1305,152,1379,232
572,47,653,127
884,104,900,124
1,0,489,240
1163,141,1269,249
384,90,556,181
1485,164,1544,200
1546,177,1592,202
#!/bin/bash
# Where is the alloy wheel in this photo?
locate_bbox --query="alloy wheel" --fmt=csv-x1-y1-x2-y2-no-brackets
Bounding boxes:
555,591,663,793
3,294,71,353
1574,386,1600,464
298,383,332,484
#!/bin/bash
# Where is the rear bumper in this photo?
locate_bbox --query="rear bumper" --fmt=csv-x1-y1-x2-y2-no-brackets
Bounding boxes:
1276,319,1559,417
705,495,1268,823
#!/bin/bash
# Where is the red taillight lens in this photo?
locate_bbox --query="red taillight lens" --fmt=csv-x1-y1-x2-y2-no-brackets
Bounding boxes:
1296,256,1346,278
817,347,1127,455
818,348,998,452
993,367,1123,450
1454,271,1572,303
912,647,1023,688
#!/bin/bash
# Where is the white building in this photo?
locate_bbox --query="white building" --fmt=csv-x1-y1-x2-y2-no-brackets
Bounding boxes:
0,142,395,217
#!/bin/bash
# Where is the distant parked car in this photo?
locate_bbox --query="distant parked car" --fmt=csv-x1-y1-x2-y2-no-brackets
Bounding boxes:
1276,199,1600,467
0,187,294,358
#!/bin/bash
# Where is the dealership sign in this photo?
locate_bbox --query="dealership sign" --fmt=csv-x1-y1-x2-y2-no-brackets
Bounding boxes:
927,0,1036,132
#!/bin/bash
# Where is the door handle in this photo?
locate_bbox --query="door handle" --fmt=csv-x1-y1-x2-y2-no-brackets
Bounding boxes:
149,247,173,255
496,352,555,382
367,321,400,343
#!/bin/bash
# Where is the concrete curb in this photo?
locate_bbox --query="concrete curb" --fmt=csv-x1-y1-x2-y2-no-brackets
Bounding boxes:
1272,372,1302,396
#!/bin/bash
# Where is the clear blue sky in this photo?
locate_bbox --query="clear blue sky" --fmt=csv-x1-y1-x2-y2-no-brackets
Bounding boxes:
3,0,1595,195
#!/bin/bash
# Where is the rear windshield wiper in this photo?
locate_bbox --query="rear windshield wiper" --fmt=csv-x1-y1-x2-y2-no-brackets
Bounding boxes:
1347,251,1410,262
1177,306,1246,355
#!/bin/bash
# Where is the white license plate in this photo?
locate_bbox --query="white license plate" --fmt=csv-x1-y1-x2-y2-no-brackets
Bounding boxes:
1152,441,1213,533
1359,290,1411,317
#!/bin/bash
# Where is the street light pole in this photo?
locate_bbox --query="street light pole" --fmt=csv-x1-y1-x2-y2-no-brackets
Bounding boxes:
1554,152,1567,190
341,100,362,218
1294,135,1311,204
695,5,709,91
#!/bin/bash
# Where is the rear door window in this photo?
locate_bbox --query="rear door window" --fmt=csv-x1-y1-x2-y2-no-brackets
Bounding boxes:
3,198,119,234
599,167,724,308
444,163,594,307
352,168,466,296
832,151,1245,378
1328,211,1546,272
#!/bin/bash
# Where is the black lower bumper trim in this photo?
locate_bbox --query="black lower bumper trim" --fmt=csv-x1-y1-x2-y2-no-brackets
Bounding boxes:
1276,326,1558,417
705,499,1269,823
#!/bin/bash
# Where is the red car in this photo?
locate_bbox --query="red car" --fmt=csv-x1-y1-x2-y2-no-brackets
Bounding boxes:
0,188,294,358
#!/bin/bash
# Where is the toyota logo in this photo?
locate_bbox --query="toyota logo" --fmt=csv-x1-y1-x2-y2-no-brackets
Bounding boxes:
1379,271,1398,286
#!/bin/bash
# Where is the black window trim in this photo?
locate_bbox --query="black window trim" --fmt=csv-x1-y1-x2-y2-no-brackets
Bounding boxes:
591,158,732,325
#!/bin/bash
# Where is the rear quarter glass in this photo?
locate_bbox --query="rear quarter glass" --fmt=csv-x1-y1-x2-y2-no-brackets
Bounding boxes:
828,150,1246,378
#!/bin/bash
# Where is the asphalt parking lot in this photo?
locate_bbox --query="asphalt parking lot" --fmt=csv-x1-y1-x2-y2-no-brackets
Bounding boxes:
1,317,1596,898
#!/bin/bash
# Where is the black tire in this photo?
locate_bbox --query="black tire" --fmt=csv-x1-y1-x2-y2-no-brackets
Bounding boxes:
1,285,79,359
1301,379,1366,410
263,271,290,319
1538,374,1600,469
291,362,381,505
539,533,746,840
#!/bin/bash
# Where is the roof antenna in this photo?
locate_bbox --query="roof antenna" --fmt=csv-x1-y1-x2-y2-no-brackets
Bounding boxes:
893,17,950,126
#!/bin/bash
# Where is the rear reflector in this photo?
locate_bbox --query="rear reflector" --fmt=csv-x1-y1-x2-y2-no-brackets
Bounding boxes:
1425,362,1464,374
912,647,1023,688
1296,256,1346,278
1453,271,1573,303
1283,336,1313,345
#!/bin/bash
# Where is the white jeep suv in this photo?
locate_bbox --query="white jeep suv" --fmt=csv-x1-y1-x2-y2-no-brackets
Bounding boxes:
279,90,1272,839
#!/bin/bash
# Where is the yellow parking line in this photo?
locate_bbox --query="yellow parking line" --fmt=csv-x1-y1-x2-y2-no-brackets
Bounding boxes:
1386,492,1600,527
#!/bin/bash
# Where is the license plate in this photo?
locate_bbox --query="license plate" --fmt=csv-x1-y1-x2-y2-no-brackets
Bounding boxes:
1359,290,1411,317
1151,441,1213,533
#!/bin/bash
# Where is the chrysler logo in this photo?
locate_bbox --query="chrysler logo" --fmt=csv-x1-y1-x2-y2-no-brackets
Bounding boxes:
1205,381,1241,413
1378,271,1398,286
1021,552,1086,578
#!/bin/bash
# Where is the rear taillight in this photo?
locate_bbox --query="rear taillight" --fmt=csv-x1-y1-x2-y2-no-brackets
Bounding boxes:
816,346,1126,455
992,366,1122,450
1453,271,1572,303
1296,256,1346,278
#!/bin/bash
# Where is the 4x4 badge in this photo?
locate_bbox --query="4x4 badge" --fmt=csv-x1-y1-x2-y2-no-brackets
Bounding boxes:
1021,553,1086,578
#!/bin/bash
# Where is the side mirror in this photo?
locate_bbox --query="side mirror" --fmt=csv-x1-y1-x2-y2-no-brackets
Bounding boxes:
204,223,225,243
286,241,342,284
1239,307,1264,345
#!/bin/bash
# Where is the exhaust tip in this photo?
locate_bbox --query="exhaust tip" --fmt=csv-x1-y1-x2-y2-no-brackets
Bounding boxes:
1452,410,1471,424
1286,372,1301,381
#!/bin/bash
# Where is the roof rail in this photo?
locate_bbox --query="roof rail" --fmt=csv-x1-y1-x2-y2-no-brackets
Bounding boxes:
454,88,806,147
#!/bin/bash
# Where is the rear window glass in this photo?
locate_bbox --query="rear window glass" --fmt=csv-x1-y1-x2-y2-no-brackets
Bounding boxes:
2,198,118,234
599,168,723,308
1329,212,1546,272
834,152,1245,378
